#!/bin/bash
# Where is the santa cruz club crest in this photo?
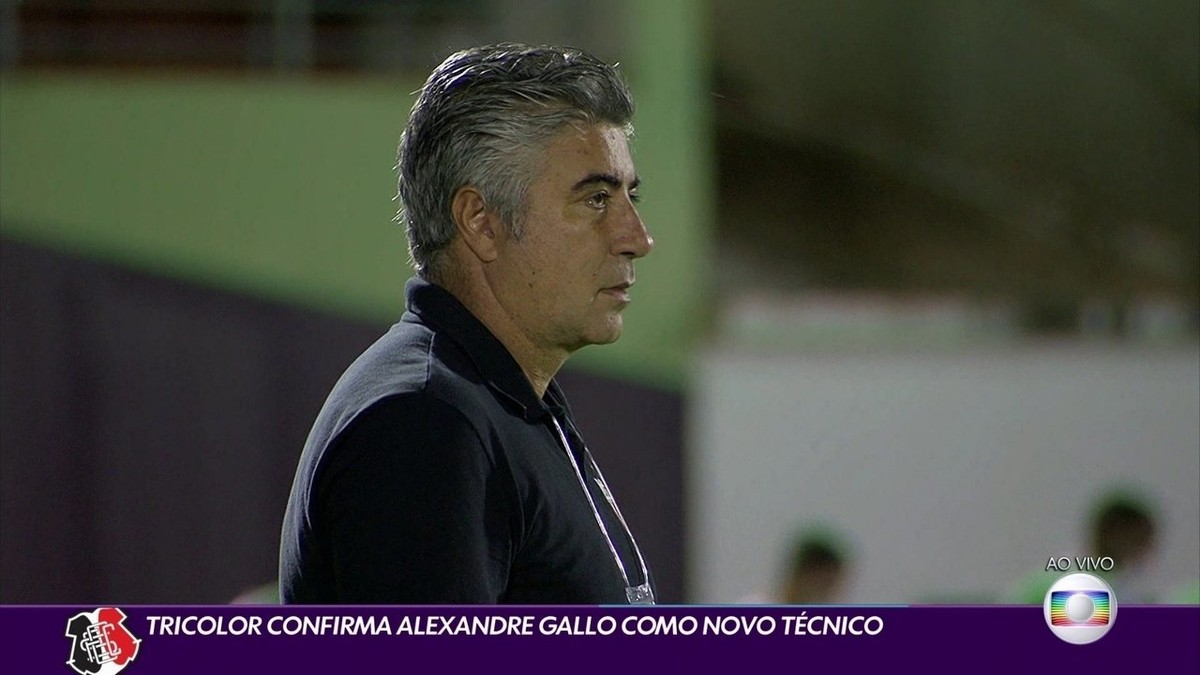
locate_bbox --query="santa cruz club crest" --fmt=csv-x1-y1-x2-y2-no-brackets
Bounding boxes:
65,608,141,675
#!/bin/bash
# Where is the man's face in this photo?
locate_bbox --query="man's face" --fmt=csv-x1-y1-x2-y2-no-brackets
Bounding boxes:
487,122,653,355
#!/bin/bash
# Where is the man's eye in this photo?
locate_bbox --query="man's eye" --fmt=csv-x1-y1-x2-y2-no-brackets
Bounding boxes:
629,191,642,204
586,192,610,208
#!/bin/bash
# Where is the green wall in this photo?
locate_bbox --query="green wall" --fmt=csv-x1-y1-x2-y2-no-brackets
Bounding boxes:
1,75,412,322
0,5,712,390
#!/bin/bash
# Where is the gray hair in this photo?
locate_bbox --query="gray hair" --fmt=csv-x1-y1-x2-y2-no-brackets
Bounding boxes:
396,43,635,280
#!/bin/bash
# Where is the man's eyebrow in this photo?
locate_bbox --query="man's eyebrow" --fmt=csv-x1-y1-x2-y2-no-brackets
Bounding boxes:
571,173,641,192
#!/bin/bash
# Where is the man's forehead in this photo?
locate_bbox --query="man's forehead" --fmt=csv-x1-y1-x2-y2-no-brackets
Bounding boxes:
541,123,637,184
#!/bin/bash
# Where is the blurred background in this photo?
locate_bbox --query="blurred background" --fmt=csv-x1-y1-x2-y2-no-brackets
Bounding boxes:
1,0,1197,605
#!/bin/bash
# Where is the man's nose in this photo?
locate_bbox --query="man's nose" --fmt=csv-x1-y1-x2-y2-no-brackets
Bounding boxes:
613,201,654,259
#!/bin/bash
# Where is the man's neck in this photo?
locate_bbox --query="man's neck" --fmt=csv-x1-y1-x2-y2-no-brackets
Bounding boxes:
434,274,566,399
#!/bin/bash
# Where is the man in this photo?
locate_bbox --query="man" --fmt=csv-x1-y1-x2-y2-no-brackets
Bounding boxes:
279,44,656,604
776,529,851,605
741,526,852,604
1005,489,1159,603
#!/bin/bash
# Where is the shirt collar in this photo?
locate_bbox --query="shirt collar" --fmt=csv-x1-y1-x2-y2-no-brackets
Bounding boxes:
404,277,553,422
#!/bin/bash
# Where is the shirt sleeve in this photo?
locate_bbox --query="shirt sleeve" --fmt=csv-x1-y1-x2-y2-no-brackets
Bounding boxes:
314,393,516,603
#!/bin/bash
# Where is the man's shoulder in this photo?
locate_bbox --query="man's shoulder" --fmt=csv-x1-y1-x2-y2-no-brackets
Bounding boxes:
327,316,485,403
311,316,503,451
341,318,434,394
336,390,481,452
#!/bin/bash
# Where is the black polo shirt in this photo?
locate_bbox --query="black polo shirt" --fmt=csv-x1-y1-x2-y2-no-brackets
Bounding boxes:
279,278,655,604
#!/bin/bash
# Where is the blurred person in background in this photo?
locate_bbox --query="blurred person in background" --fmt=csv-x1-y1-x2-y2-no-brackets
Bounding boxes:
1006,488,1160,603
743,525,853,604
230,581,280,605
1166,580,1200,604
279,43,656,604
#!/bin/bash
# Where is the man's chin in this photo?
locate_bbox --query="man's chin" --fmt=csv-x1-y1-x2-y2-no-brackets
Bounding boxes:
585,318,624,346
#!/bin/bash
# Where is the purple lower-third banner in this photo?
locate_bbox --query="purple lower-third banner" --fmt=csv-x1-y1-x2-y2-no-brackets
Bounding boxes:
3,604,1196,674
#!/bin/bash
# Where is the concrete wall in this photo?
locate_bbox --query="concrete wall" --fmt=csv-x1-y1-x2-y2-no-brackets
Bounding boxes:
690,344,1200,603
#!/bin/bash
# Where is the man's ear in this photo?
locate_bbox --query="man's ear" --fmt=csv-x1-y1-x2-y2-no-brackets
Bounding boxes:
451,186,501,263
